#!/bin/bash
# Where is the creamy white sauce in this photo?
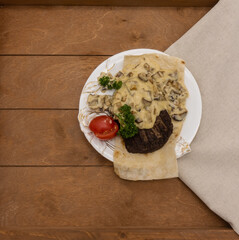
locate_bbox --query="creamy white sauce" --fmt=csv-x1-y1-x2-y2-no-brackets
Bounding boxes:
87,53,188,132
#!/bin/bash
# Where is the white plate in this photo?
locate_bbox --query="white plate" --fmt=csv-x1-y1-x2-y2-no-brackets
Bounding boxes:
78,49,202,162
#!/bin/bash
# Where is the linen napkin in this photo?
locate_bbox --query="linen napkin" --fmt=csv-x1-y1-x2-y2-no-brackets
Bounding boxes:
165,0,239,234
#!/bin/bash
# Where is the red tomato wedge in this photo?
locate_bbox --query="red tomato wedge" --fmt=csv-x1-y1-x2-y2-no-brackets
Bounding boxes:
89,116,119,140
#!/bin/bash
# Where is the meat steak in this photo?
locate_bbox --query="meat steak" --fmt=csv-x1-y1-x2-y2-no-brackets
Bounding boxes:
124,110,173,154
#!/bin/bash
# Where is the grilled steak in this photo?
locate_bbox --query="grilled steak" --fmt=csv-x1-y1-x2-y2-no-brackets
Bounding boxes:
124,110,173,153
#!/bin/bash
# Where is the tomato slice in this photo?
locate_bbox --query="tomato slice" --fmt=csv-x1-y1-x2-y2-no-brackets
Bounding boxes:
89,116,119,140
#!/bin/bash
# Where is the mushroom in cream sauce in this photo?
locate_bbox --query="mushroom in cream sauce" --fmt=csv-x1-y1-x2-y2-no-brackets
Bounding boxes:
87,55,188,132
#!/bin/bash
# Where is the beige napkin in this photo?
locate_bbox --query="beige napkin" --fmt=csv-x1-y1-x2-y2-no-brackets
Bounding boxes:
165,0,239,234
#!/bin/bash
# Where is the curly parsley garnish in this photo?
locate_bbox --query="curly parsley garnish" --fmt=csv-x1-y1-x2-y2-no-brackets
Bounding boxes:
99,76,122,90
116,104,138,139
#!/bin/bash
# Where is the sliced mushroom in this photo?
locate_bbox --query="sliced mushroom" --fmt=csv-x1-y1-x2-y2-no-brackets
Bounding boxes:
172,111,187,121
138,73,148,82
135,105,141,112
150,67,155,73
166,80,184,93
87,94,99,108
121,95,127,102
145,72,153,83
153,94,160,101
154,92,165,101
168,71,178,79
149,78,154,84
152,71,164,80
135,118,143,123
115,102,122,109
127,72,133,77
152,73,158,80
156,83,162,90
125,83,135,97
178,92,188,100
143,89,152,101
168,89,180,102
115,71,124,78
125,80,138,94
146,73,151,78
87,94,110,112
169,102,176,112
114,92,122,101
101,88,107,93
142,98,152,107
103,96,112,111
144,63,150,71
104,95,112,105
163,85,171,95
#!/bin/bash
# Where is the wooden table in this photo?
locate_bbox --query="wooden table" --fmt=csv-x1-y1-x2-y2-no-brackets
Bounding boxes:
0,1,238,239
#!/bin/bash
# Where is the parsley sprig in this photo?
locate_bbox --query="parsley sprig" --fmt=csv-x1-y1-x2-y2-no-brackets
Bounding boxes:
99,76,122,90
116,104,138,139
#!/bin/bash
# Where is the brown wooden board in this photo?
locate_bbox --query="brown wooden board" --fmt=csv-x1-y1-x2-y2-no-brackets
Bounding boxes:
0,228,238,240
0,56,107,109
0,167,229,228
0,0,219,7
0,110,111,166
0,4,237,238
0,6,209,55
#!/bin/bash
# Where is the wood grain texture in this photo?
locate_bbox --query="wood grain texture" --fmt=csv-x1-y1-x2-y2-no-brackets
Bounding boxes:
0,0,219,7
2,54,215,110
0,110,110,166
0,167,229,228
0,228,238,240
0,56,108,108
0,6,210,55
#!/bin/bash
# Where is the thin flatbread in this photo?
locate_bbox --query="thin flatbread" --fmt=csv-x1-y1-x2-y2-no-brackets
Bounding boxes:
113,53,186,181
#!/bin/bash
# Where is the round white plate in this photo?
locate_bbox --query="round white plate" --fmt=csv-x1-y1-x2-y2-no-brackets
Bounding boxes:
78,49,202,162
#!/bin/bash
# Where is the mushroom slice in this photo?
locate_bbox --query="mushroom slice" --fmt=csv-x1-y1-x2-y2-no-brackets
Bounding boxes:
142,98,152,107
125,80,137,96
146,72,153,83
150,67,155,73
152,71,164,80
87,94,106,112
104,95,112,104
87,94,99,107
135,105,141,112
168,71,178,79
135,118,143,123
168,89,180,102
121,95,127,102
149,78,154,84
144,63,151,71
127,72,133,77
142,89,152,101
172,110,187,121
168,102,176,113
178,92,188,100
103,95,112,111
154,92,165,101
115,71,124,78
138,73,148,82
146,73,151,78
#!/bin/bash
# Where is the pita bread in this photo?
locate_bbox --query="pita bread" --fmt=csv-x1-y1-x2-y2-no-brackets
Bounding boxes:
113,53,186,181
